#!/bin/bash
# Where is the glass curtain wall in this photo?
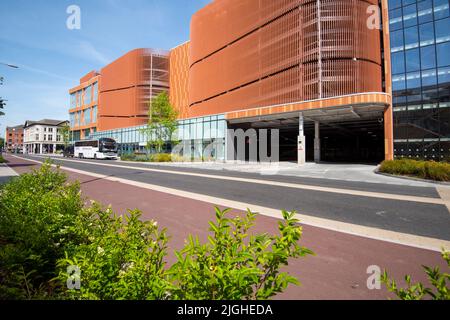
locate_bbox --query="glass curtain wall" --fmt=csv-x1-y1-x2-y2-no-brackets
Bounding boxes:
389,0,450,161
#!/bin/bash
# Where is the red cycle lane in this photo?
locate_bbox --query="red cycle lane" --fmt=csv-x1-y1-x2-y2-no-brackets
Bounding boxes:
4,155,447,300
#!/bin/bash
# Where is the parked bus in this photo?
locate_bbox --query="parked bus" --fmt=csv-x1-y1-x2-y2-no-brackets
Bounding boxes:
74,138,118,159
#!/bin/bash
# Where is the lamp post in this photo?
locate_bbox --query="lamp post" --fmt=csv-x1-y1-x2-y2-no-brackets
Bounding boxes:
0,62,19,69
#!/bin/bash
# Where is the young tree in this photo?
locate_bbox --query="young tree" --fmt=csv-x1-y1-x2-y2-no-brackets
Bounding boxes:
141,92,178,154
59,123,71,148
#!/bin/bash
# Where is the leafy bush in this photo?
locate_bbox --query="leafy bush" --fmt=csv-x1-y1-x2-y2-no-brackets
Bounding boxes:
150,153,172,162
56,205,170,300
0,154,6,163
381,250,449,300
380,159,450,181
0,161,84,299
168,208,313,300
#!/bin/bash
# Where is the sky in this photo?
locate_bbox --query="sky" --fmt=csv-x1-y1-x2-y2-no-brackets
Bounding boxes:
0,0,211,137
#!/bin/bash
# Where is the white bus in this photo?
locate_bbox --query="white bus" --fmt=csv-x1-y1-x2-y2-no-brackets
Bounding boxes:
74,138,118,159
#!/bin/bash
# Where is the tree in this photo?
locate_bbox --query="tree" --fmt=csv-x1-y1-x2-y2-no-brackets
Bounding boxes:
141,92,178,154
59,123,71,148
0,97,6,116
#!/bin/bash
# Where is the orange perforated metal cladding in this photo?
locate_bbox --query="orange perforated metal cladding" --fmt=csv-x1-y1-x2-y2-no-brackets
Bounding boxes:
188,0,383,117
98,49,169,131
169,42,190,119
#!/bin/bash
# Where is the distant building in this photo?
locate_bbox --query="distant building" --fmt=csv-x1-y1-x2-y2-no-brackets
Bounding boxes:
23,119,69,154
4,125,24,153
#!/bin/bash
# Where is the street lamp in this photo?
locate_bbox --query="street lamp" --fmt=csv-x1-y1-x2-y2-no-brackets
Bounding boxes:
0,62,19,69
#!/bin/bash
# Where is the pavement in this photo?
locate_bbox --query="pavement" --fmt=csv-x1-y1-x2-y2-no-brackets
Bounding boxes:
3,154,450,299
0,160,18,184
118,160,439,187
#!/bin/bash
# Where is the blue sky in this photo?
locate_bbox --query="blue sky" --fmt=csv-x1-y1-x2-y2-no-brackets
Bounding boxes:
0,0,211,137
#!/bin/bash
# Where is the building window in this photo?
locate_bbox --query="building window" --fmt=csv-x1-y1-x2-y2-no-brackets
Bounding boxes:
57,135,61,142
403,4,418,28
92,105,97,122
35,134,39,140
392,51,405,74
435,17,450,43
405,26,419,50
93,82,98,102
437,41,450,67
405,48,420,72
434,0,450,20
70,92,76,109
420,45,437,69
48,135,53,141
85,108,91,124
391,30,404,52
418,0,434,24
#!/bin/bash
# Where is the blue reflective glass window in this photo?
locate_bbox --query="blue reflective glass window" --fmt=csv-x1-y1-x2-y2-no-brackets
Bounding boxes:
438,66,450,83
390,8,403,30
389,0,402,9
393,74,407,90
419,22,435,46
403,0,417,6
392,51,406,73
418,0,434,23
406,48,421,71
435,17,450,43
403,4,418,27
391,30,405,51
405,26,419,49
434,0,450,19
421,45,437,69
437,42,450,66
422,69,438,86
407,71,422,88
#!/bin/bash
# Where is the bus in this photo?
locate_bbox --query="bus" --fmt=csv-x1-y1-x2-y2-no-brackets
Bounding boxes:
74,138,118,159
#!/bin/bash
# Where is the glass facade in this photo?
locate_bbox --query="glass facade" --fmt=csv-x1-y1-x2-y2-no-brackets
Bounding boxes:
389,0,450,161
91,115,227,160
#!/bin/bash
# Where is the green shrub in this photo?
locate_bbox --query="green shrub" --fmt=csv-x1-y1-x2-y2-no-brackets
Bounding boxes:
380,159,450,181
0,160,84,299
381,250,449,300
0,154,6,163
150,153,172,162
120,153,137,161
168,208,313,300
56,204,170,300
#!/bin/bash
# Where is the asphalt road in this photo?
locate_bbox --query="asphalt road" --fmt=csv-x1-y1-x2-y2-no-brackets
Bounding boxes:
14,154,450,241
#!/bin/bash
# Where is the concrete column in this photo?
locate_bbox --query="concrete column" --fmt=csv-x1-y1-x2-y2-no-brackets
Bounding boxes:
314,121,321,163
39,143,43,154
298,113,306,165
384,105,394,161
53,144,56,154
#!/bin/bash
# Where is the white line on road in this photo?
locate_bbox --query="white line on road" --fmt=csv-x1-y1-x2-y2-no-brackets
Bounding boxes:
20,155,445,206
11,155,450,252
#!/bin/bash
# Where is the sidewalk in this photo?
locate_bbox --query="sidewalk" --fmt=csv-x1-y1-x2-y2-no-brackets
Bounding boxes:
0,162,18,184
117,159,437,187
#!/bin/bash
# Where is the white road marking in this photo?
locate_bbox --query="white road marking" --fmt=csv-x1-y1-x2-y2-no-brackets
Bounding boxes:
19,155,445,206
10,155,450,252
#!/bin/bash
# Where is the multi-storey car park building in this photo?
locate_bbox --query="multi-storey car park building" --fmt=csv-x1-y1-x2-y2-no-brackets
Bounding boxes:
68,0,450,162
